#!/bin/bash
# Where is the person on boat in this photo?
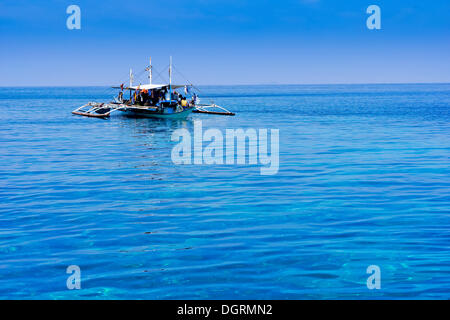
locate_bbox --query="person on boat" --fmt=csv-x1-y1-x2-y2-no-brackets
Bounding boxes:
151,89,159,105
141,89,149,105
191,93,198,106
165,89,171,101
160,88,167,101
136,92,140,105
148,89,155,105
181,97,187,107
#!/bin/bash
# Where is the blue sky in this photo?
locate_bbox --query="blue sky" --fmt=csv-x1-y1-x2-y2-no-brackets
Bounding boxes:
0,0,449,85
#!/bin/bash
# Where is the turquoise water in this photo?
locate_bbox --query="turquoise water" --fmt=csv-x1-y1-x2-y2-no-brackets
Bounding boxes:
0,84,449,299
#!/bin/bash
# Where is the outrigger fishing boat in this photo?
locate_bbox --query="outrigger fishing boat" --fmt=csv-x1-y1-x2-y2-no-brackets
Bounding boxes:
72,57,234,119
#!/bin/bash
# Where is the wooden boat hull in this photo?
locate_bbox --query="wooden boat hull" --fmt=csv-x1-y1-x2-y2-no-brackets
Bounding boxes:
120,107,194,119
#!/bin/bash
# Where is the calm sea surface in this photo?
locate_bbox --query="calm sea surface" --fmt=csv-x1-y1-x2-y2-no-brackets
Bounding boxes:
0,84,449,299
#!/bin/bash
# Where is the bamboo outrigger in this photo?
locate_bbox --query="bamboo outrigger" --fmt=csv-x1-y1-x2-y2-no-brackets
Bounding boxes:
72,102,126,118
194,104,235,116
72,57,234,119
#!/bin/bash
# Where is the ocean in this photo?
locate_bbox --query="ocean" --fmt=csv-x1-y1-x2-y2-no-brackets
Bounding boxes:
0,84,449,299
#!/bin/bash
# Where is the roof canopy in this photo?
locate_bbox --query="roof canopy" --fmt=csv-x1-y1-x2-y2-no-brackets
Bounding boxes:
113,84,187,91
131,84,187,90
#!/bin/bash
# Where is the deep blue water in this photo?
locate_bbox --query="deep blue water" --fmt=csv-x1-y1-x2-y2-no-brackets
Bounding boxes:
0,84,449,299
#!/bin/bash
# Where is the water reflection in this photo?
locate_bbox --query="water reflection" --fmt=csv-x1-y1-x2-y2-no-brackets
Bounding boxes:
118,116,193,136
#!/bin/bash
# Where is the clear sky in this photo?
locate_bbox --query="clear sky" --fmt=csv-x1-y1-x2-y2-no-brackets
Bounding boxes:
1,0,449,86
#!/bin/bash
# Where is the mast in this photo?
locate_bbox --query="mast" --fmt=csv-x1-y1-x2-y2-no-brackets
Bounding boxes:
169,56,172,86
169,56,173,98
149,57,152,85
129,68,133,87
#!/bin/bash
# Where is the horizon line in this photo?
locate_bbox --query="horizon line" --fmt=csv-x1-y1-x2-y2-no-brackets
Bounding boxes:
1,81,450,88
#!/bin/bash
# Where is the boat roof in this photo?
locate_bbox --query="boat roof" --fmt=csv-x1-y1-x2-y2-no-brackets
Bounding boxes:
113,84,187,91
131,84,186,90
